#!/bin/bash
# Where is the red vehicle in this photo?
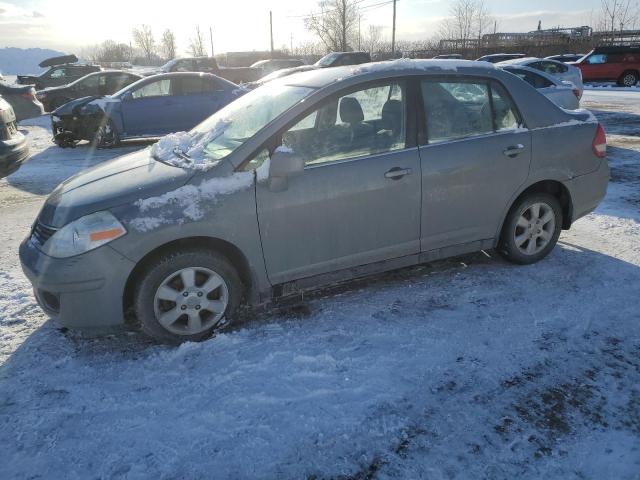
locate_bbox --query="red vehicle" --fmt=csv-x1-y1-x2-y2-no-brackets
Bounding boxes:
572,46,640,87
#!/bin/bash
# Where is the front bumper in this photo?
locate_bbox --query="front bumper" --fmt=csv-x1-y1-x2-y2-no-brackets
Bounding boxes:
0,135,30,177
19,234,137,329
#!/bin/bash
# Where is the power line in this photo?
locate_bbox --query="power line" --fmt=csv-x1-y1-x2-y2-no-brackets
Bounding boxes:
285,0,396,19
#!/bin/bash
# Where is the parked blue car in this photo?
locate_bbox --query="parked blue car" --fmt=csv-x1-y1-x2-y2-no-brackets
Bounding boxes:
51,72,240,148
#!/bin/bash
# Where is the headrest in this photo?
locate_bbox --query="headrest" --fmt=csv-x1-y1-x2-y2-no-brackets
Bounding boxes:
339,97,364,124
381,99,402,132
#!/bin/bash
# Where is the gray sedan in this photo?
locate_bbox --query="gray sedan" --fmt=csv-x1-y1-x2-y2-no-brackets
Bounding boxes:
20,60,609,343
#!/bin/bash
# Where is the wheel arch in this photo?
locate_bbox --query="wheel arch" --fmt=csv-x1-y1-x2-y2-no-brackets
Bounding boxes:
122,236,255,324
497,180,573,240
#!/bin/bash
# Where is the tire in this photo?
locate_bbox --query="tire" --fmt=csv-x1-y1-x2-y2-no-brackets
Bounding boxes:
93,118,120,148
497,193,562,265
133,249,243,344
618,71,639,87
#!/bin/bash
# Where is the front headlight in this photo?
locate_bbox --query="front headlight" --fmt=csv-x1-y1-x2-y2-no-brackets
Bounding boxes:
41,211,127,258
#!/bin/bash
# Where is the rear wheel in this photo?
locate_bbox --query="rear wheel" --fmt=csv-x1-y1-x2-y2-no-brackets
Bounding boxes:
618,71,639,87
133,249,243,344
497,193,562,265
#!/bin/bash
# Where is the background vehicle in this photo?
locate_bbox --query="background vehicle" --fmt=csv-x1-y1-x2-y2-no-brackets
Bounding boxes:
0,97,29,178
571,46,640,86
154,56,261,84
51,72,240,148
251,58,305,76
20,60,609,344
546,54,585,63
247,51,373,88
37,70,142,111
0,80,44,121
17,54,101,90
497,57,584,98
476,53,526,63
501,65,580,109
433,54,463,59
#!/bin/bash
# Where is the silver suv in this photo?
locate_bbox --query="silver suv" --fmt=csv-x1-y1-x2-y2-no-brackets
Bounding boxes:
20,60,609,343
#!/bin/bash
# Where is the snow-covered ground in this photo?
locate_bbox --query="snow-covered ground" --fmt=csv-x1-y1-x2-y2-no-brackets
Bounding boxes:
1,92,639,479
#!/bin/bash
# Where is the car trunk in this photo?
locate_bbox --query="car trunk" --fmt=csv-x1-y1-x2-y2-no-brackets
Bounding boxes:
0,97,18,140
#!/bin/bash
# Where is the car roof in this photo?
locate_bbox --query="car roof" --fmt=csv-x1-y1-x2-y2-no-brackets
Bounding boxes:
279,59,497,88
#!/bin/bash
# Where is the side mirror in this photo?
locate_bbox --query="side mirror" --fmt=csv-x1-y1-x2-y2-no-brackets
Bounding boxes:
267,147,304,192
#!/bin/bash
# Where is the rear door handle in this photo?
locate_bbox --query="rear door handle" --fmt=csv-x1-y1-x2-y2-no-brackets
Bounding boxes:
503,144,525,158
384,167,412,180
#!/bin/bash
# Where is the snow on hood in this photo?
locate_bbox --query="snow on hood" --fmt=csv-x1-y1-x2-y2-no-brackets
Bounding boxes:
130,168,253,232
150,119,231,171
350,58,496,76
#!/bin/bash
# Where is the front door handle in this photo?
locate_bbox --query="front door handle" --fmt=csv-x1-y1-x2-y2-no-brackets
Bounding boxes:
384,167,412,180
503,144,525,158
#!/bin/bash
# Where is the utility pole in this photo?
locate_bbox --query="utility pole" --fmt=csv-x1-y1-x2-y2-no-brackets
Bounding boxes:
290,33,293,55
209,26,214,57
342,0,347,51
270,11,274,58
391,0,397,55
358,15,361,51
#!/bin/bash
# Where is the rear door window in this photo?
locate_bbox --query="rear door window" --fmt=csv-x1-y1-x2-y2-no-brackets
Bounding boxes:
421,79,522,142
421,80,493,143
176,76,220,94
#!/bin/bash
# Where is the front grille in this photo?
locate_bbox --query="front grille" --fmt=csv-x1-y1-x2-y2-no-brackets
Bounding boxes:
31,221,57,246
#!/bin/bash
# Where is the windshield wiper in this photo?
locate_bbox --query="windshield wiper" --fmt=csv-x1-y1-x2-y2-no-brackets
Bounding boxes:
172,147,193,164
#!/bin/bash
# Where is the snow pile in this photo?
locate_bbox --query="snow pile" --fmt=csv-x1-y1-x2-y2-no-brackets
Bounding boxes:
130,170,254,231
150,119,231,170
350,58,494,76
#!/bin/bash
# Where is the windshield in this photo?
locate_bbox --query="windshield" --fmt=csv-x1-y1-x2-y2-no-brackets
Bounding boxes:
150,81,315,169
315,53,340,67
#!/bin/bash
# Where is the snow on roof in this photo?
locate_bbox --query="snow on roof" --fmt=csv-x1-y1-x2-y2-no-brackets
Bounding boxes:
350,58,496,75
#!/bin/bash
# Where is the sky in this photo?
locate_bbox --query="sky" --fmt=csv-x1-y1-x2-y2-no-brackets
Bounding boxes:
0,0,610,55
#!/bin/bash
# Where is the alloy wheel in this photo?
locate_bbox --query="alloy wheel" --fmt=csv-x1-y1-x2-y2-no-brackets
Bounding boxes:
623,73,638,87
513,202,556,256
153,267,229,335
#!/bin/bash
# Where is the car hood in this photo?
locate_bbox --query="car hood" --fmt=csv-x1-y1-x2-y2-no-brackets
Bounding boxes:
38,148,194,228
52,95,101,116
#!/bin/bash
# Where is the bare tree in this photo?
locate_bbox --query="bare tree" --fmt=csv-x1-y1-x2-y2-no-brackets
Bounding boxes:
439,0,492,48
305,0,360,52
161,29,177,60
83,40,131,63
598,0,639,39
362,25,384,55
188,26,207,57
132,25,155,62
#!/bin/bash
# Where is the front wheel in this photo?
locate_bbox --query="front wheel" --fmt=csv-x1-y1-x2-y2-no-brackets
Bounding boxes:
133,249,243,344
497,193,562,265
93,118,120,148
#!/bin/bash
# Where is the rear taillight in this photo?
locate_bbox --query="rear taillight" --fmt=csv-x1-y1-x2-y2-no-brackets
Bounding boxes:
592,123,607,158
572,88,580,99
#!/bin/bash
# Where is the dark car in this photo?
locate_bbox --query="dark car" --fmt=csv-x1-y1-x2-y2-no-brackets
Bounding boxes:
0,97,30,178
250,58,305,75
0,81,45,121
52,72,241,148
545,54,586,63
433,54,463,59
17,54,101,90
247,51,373,88
37,70,142,112
148,56,261,84
476,53,527,63
571,46,640,86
